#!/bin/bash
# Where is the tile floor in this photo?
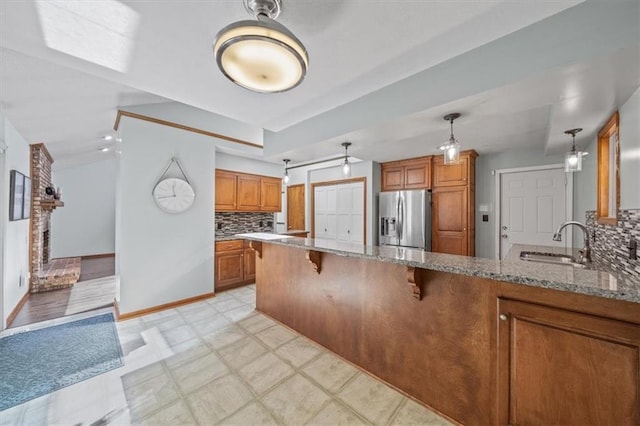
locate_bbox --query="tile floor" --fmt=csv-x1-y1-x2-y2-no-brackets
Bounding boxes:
1,285,453,425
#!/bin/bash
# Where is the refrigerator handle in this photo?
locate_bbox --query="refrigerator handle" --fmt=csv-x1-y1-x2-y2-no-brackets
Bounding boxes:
398,195,404,241
396,196,401,240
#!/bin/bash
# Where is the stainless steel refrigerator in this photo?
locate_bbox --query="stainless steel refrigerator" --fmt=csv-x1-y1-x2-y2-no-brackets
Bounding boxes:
379,190,431,250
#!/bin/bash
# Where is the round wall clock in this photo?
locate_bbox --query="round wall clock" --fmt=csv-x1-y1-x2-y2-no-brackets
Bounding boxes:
152,177,195,214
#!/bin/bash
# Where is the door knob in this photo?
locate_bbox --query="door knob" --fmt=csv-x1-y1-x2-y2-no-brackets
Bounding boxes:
499,314,508,321
501,234,508,239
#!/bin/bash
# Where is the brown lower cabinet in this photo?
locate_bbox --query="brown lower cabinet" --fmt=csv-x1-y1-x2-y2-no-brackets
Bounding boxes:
498,298,640,425
215,240,255,291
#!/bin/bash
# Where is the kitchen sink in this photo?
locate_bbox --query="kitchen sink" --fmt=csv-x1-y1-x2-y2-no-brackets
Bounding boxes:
519,251,586,268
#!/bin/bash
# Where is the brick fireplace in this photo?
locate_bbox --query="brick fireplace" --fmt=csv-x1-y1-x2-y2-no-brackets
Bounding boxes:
29,143,80,292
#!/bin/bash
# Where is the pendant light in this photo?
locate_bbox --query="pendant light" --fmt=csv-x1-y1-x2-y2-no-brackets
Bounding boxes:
282,159,290,184
439,113,461,165
341,142,352,177
564,128,588,172
213,0,308,93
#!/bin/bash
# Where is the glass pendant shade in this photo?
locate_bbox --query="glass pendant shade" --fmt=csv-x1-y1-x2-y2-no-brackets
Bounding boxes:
563,128,587,173
439,113,462,165
342,159,351,178
213,18,308,93
443,139,460,165
565,150,587,172
282,159,290,184
341,142,352,177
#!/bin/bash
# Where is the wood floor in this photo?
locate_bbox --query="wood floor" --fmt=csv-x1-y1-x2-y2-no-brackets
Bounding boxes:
10,256,117,328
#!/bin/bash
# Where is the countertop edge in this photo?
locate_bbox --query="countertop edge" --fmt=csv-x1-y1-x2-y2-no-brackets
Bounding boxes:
238,234,640,304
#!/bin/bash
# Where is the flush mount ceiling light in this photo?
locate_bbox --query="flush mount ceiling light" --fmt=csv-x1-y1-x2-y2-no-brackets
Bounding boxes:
282,158,290,184
213,0,308,93
438,113,461,165
564,128,588,172
341,142,352,178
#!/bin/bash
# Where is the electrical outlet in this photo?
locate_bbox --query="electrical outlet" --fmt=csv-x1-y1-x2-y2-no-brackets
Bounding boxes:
259,221,264,227
217,223,222,230
267,221,273,227
482,214,489,222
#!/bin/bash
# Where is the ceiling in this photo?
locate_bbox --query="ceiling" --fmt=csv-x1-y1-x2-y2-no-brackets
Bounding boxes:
0,0,638,167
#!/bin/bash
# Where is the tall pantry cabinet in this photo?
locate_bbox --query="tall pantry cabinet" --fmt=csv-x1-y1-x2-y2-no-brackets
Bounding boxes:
431,150,477,256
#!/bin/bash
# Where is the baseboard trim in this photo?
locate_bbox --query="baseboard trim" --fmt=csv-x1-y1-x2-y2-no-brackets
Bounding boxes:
115,292,216,321
82,253,116,260
6,290,30,328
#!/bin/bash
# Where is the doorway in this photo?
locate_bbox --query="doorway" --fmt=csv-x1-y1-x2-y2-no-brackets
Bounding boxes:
495,165,572,260
286,184,305,231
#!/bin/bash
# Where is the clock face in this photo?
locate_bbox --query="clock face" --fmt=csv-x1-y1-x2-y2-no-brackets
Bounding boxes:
153,178,195,214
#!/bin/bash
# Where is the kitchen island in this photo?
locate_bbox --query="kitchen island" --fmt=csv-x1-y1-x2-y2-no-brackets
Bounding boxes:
240,234,640,425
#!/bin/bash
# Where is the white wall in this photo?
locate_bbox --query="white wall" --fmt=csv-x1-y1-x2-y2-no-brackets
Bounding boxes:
121,102,264,147
215,152,281,177
619,87,640,209
50,159,116,258
116,117,215,315
573,88,640,219
1,117,30,328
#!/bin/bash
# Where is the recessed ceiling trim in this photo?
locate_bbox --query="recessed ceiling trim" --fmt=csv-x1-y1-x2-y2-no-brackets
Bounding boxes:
113,110,263,149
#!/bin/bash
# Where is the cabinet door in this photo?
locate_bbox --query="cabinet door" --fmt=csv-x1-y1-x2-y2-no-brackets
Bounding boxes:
237,174,261,211
498,299,640,426
381,164,405,191
215,250,244,289
432,186,469,255
261,177,282,212
215,170,237,211
243,248,256,283
404,159,431,189
433,156,469,187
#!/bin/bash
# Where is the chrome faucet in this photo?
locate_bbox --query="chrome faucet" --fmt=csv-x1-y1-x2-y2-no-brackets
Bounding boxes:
552,221,591,263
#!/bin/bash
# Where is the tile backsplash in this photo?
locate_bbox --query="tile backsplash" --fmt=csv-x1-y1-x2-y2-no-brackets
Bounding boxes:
215,212,274,238
585,209,639,278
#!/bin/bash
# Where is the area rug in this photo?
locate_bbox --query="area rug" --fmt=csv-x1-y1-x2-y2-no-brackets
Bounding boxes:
0,313,123,411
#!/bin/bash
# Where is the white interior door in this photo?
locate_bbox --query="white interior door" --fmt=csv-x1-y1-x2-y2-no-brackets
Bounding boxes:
499,167,569,259
314,181,365,243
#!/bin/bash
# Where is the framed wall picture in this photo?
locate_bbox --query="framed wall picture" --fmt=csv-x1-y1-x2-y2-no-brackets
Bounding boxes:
23,176,32,219
9,170,31,221
9,170,25,221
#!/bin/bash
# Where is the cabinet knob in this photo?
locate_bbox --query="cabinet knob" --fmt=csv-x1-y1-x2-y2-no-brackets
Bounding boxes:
499,314,508,321
347,230,350,234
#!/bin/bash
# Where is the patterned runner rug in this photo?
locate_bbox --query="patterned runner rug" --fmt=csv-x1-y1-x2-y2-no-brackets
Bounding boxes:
0,313,123,411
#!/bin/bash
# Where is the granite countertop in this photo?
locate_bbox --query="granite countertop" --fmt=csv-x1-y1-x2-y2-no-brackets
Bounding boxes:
237,234,640,304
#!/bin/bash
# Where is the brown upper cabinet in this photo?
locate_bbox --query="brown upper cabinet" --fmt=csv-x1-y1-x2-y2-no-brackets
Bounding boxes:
432,150,477,187
381,156,432,191
215,169,282,212
215,170,238,210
